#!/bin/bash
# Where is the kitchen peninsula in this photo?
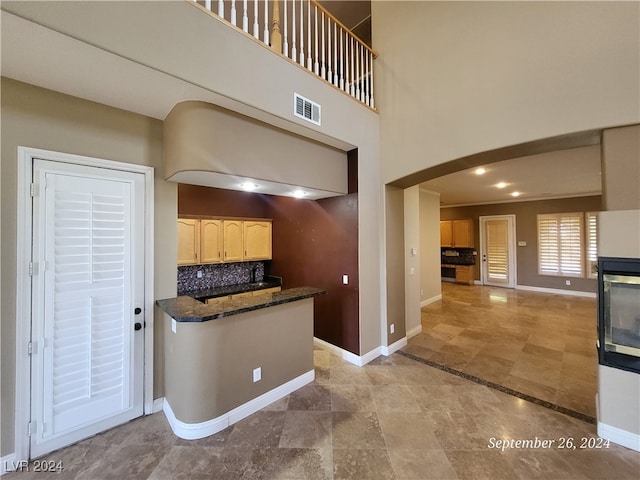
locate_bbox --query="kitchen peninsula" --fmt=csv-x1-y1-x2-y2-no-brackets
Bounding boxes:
156,286,325,440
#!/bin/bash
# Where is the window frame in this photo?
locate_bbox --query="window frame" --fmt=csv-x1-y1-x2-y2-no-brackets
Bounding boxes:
537,212,585,278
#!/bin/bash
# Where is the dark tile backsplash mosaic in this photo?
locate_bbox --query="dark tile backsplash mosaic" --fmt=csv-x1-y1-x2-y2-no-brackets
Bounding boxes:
178,262,265,295
441,247,476,266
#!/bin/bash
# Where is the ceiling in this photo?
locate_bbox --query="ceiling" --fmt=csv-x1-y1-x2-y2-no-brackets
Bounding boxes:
421,145,602,207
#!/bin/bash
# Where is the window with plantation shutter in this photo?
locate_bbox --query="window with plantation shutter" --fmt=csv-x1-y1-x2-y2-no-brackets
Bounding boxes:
586,212,598,279
537,213,584,277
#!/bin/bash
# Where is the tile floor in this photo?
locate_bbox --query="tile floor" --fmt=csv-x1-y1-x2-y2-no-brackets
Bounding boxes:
406,282,599,419
6,347,639,479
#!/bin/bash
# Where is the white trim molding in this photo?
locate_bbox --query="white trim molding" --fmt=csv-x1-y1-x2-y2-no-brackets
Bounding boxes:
420,294,442,308
153,397,165,414
163,370,314,440
381,337,407,356
516,284,596,298
597,422,640,452
406,324,423,339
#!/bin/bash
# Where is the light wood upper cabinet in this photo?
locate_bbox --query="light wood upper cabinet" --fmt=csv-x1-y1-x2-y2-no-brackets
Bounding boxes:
223,220,244,262
440,219,474,248
244,221,272,260
200,219,223,264
177,218,200,265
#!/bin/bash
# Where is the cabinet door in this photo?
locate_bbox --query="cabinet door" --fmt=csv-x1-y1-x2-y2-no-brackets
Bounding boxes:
223,220,244,262
200,219,223,264
177,218,199,265
243,221,272,260
455,266,473,285
453,220,473,247
440,221,453,247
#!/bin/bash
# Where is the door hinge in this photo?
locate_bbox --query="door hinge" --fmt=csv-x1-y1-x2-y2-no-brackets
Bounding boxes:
30,183,37,197
28,341,37,355
28,421,35,436
29,262,34,277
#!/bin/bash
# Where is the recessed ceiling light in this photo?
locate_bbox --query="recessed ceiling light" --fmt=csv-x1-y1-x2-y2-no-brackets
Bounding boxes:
511,191,521,197
474,167,487,175
240,182,258,192
496,182,507,189
292,189,307,198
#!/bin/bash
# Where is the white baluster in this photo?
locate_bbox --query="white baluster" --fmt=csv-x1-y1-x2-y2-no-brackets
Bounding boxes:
340,28,345,90
292,0,297,60
242,0,248,32
327,15,332,82
284,0,289,57
344,30,349,93
231,0,237,26
205,0,211,11
350,37,355,96
253,0,259,38
321,12,325,79
314,6,319,74
217,0,224,17
364,46,370,106
333,23,342,87
369,50,375,108
299,0,304,65
356,43,361,101
264,0,269,45
306,0,312,69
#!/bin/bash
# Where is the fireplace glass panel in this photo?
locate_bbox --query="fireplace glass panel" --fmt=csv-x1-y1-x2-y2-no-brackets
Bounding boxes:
603,273,640,357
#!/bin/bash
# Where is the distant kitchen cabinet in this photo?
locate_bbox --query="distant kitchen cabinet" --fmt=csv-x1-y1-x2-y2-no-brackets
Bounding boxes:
223,220,244,262
455,265,475,285
177,218,200,265
200,219,223,264
244,221,272,261
440,219,474,248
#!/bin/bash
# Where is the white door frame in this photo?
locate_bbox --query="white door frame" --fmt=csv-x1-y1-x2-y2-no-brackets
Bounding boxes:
14,147,154,463
479,214,517,288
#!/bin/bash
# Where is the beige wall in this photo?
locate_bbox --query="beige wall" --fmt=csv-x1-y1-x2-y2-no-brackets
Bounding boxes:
403,186,421,337
0,78,177,456
440,196,602,293
419,190,442,306
385,186,406,344
373,1,640,185
602,125,640,211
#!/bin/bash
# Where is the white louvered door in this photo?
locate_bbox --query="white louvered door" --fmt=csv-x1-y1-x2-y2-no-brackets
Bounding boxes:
30,159,144,458
480,215,516,288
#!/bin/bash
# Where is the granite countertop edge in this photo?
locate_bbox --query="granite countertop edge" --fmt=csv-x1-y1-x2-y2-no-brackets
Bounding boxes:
156,286,326,322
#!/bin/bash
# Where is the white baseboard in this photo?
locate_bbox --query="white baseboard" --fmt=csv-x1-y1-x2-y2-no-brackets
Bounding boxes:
406,324,423,339
153,397,165,414
1,453,18,476
597,422,640,452
420,294,442,308
163,370,314,440
516,284,596,298
314,337,371,366
381,337,407,356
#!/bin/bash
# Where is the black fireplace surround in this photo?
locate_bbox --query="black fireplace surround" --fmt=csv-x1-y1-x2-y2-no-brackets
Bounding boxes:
597,257,640,374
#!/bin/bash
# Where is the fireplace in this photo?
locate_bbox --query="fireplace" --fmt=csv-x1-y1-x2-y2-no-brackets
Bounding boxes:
598,257,640,374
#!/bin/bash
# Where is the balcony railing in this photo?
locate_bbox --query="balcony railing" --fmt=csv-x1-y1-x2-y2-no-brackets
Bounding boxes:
193,0,376,109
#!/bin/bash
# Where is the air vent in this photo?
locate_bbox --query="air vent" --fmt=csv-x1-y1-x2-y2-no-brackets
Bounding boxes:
294,93,321,126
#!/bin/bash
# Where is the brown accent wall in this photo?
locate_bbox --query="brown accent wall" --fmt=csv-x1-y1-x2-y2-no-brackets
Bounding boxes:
178,184,267,218
264,194,360,354
441,195,603,292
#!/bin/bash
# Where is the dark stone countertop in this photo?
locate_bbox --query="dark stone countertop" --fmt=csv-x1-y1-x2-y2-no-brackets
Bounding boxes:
182,277,282,302
156,286,326,322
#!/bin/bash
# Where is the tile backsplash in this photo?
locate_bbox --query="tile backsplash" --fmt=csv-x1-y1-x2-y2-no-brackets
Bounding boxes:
178,262,265,295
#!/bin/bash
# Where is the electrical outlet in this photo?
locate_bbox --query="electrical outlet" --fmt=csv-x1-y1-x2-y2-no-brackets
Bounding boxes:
565,280,571,286
197,270,203,279
342,274,349,285
171,319,177,333
253,367,262,383
390,324,395,334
